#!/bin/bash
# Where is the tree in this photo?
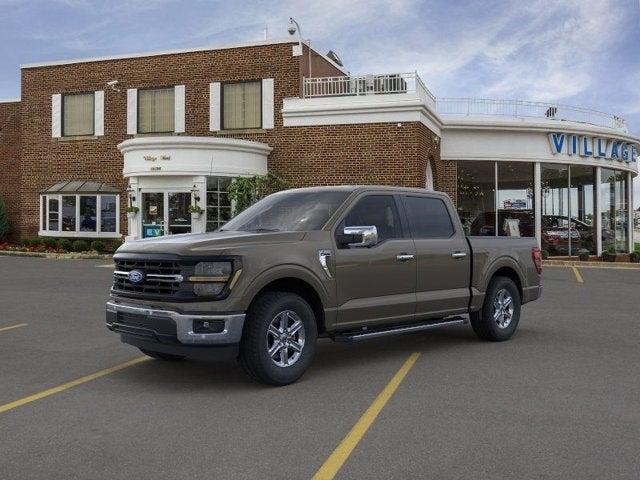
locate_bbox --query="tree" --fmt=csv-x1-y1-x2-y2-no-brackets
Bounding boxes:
227,173,287,215
0,197,9,241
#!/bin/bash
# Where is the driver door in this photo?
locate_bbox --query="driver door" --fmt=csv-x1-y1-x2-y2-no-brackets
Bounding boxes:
334,194,416,330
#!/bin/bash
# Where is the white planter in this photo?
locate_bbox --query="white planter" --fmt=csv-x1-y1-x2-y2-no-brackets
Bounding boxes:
191,212,202,221
127,212,138,220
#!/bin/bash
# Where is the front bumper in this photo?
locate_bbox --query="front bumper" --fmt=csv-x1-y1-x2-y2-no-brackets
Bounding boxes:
105,301,245,346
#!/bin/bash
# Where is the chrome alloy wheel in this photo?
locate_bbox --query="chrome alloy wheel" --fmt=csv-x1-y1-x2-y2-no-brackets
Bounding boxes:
493,288,514,329
266,310,306,367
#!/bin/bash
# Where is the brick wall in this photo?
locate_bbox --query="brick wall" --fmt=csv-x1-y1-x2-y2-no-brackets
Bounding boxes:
0,101,21,239
16,42,443,239
417,123,456,203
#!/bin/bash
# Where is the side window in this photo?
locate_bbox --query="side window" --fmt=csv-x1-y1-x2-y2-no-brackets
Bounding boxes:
342,195,401,243
404,196,454,238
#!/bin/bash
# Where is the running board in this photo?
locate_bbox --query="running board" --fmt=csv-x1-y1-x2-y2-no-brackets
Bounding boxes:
332,316,467,343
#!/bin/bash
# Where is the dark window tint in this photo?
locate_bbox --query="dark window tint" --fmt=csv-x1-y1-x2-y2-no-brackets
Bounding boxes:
343,195,400,242
404,196,454,238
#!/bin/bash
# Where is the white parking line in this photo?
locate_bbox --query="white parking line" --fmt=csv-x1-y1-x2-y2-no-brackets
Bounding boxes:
96,264,114,268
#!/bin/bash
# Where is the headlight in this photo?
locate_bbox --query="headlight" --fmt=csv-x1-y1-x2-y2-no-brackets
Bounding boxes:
190,261,233,297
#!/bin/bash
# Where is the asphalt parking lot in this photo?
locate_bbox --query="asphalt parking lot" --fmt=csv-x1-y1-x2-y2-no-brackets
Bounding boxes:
1,257,639,480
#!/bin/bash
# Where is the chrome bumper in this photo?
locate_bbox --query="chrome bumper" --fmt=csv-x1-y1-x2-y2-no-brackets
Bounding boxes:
105,301,245,346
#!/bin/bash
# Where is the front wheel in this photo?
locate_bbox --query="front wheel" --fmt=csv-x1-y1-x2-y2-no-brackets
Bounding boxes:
470,276,521,342
239,292,317,386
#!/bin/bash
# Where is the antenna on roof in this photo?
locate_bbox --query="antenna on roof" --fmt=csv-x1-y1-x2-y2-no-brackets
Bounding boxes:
326,50,343,67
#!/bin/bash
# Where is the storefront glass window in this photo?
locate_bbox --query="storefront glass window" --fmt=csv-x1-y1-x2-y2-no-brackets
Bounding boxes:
601,168,628,253
62,196,76,232
541,164,570,255
100,195,117,233
569,166,596,255
80,196,97,232
497,163,535,237
48,197,59,231
206,176,232,232
456,161,496,236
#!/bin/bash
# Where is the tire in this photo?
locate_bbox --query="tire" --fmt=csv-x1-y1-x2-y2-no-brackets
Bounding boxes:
470,276,521,342
139,348,185,361
239,291,318,386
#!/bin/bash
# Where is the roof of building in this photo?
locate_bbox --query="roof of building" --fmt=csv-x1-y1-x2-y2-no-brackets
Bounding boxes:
20,38,348,74
42,181,120,194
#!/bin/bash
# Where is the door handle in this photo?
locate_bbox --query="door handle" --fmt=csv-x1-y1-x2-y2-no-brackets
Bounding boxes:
451,251,467,259
396,254,415,262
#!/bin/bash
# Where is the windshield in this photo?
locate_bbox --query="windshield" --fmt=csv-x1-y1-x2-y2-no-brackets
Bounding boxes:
221,190,351,232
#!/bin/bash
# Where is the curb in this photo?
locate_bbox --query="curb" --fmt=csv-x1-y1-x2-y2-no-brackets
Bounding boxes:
0,250,112,260
544,260,640,269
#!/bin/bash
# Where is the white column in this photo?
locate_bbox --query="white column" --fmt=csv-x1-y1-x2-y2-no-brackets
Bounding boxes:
125,177,140,242
595,167,602,256
191,176,207,234
534,162,541,248
628,171,633,253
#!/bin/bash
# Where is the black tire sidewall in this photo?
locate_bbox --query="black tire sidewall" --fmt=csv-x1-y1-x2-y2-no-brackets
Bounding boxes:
241,292,317,386
481,277,521,341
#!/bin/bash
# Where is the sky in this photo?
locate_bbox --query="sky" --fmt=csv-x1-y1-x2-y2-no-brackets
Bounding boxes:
1,0,639,202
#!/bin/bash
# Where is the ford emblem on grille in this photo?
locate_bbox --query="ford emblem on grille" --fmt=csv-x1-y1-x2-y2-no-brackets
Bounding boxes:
128,270,146,285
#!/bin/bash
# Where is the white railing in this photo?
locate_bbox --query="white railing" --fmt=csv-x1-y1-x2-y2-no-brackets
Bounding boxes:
436,97,628,132
303,72,436,105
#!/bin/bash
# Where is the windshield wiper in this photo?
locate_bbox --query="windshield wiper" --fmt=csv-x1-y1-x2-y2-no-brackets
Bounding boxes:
245,228,280,232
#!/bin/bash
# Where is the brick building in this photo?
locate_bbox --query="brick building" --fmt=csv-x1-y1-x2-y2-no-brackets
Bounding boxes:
1,38,639,255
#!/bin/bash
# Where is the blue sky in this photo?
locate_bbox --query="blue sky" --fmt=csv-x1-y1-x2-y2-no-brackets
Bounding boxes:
1,0,639,200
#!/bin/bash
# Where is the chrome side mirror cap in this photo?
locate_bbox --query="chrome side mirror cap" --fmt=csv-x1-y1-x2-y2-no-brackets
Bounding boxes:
343,225,378,248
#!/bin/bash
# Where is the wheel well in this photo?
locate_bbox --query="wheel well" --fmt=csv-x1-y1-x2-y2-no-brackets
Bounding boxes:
251,278,326,335
491,267,523,298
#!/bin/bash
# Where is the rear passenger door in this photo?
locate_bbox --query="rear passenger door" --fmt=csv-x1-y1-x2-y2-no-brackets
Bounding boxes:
401,195,471,319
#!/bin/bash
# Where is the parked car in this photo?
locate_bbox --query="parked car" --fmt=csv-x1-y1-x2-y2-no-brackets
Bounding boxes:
106,186,543,385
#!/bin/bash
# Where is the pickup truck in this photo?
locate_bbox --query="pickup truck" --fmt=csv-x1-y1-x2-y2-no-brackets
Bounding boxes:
106,186,542,385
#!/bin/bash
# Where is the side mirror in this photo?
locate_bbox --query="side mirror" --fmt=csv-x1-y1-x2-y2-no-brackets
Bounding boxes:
337,226,378,248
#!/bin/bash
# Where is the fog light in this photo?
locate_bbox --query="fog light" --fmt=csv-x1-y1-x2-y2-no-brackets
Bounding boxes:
193,319,225,334
193,283,225,297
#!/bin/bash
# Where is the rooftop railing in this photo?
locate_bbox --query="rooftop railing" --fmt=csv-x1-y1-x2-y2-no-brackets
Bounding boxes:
302,72,436,106
436,97,628,132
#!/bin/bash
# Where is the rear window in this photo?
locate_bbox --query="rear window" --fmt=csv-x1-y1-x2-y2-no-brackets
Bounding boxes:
403,196,454,238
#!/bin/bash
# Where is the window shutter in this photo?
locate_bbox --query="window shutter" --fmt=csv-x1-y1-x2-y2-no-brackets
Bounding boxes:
174,85,185,133
209,82,221,131
262,78,274,129
94,90,104,136
51,94,62,138
127,88,137,134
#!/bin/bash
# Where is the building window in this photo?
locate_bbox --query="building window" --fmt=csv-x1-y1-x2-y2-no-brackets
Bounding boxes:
138,87,175,133
40,194,119,237
569,166,596,255
63,92,94,136
206,177,232,231
457,161,496,236
222,81,261,130
497,163,535,237
601,168,628,253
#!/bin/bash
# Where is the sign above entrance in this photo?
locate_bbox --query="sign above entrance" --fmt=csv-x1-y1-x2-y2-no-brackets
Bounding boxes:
548,132,638,163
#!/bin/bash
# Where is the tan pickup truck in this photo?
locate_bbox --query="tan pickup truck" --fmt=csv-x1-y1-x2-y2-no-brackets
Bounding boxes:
106,186,542,385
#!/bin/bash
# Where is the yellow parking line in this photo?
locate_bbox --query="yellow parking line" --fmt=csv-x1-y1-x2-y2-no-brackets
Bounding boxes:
571,266,584,283
0,323,28,333
312,352,421,480
0,356,150,415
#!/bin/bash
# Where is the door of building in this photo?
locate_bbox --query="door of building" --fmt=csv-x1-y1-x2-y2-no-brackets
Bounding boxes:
141,192,192,238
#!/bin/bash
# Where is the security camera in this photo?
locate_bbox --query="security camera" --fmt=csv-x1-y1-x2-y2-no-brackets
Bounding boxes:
106,80,120,92
287,18,297,35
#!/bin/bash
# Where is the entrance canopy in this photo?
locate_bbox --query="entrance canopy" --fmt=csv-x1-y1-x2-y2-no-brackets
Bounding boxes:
42,180,120,194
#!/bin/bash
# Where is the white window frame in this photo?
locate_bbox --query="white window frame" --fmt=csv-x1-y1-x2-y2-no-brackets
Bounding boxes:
39,193,121,238
61,92,96,137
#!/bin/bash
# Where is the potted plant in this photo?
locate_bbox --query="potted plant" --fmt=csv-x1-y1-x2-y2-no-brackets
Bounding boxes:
188,205,204,220
630,250,640,263
602,245,617,262
577,249,590,261
126,206,139,219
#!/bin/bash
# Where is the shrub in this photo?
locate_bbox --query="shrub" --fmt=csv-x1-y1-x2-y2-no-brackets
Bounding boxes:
41,237,58,249
630,251,640,263
541,249,549,260
21,238,32,247
0,197,9,241
58,238,73,252
29,237,42,247
107,239,123,253
577,249,590,261
72,239,89,252
90,240,106,252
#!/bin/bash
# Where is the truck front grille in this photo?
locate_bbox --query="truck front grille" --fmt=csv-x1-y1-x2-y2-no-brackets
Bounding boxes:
112,259,186,298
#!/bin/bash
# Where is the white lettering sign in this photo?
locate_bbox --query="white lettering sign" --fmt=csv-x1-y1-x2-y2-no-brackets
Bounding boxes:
548,133,638,163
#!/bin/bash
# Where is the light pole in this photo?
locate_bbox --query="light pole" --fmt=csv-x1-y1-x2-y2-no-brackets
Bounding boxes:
288,17,312,80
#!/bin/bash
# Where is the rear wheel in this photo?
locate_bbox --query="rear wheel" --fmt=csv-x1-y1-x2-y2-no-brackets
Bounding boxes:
239,292,317,386
470,276,521,341
139,348,185,361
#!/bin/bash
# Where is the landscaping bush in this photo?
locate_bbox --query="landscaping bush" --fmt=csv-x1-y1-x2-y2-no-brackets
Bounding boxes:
41,237,58,249
577,249,590,261
106,239,123,253
90,240,106,252
541,249,549,260
20,238,32,247
603,245,617,262
72,239,89,252
630,251,640,263
58,238,73,252
29,237,43,247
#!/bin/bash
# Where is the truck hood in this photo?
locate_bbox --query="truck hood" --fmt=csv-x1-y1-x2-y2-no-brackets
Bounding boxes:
116,231,307,256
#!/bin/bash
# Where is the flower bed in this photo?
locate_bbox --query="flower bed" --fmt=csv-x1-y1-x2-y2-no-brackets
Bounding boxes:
0,237,122,255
